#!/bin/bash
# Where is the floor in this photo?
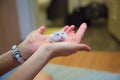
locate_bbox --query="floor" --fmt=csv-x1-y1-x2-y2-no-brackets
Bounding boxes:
43,22,120,80
41,64,120,80
81,25,120,51
42,51,120,80
49,51,120,73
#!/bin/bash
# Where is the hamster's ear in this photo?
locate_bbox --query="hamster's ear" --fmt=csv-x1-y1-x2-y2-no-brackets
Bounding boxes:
60,29,66,33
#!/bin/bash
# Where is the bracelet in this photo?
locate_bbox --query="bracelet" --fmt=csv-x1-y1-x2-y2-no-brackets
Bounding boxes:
11,45,24,64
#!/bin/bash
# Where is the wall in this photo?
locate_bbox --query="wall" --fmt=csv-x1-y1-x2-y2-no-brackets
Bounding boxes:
0,0,21,53
16,0,35,40
105,0,120,41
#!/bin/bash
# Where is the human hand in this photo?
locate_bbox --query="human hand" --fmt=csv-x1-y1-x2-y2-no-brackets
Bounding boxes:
6,23,89,80
18,25,75,60
36,23,90,58
49,23,88,44
57,23,91,57
39,42,90,58
65,23,88,43
52,23,90,57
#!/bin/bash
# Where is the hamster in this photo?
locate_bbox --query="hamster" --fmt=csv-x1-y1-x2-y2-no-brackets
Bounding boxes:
49,30,68,43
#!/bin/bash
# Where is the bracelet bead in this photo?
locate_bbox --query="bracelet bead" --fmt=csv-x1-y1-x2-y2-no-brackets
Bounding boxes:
11,45,24,64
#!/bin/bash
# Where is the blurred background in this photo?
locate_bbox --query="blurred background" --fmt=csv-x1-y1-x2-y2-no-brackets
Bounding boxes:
0,0,120,53
0,0,120,80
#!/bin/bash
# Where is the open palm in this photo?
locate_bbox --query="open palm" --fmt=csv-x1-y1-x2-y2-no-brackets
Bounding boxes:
21,25,76,55
47,23,91,57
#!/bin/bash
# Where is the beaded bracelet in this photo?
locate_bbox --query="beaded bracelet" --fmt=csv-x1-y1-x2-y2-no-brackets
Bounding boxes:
11,45,24,64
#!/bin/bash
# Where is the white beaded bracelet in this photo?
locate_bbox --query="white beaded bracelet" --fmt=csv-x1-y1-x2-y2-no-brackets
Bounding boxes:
11,45,24,64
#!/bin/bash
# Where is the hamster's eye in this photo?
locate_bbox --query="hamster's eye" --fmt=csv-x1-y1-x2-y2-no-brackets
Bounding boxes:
56,33,59,36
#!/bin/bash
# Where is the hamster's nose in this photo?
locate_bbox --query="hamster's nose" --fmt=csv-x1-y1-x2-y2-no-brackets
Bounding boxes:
61,36,65,41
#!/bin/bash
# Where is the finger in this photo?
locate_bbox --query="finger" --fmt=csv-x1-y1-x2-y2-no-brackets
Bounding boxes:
78,44,91,51
66,43,91,53
66,25,75,34
67,31,75,37
37,25,46,34
63,25,69,31
75,23,87,42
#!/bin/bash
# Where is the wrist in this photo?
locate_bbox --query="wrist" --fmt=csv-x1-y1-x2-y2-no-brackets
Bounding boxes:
35,44,54,60
18,42,33,61
11,45,24,64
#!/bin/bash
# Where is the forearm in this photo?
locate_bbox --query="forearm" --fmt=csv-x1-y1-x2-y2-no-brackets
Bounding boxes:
0,43,33,76
0,51,19,75
7,46,52,80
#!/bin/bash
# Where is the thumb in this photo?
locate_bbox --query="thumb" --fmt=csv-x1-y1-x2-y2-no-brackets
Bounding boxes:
78,44,91,51
37,25,46,34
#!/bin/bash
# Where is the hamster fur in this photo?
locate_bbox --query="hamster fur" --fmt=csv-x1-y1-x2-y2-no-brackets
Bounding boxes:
49,30,68,43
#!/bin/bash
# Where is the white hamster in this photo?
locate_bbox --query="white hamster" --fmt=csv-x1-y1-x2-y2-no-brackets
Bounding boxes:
49,30,68,43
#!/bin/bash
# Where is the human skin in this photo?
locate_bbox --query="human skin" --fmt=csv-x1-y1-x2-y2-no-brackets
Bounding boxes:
0,24,75,75
0,23,90,80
